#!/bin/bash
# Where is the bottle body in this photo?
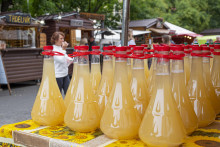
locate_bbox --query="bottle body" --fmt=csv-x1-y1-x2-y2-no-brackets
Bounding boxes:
31,57,65,126
211,55,220,100
64,54,100,132
184,55,190,85
187,57,215,127
131,59,150,119
171,69,198,134
90,63,101,94
139,74,186,147
97,59,114,117
64,61,78,107
100,59,141,139
203,57,220,114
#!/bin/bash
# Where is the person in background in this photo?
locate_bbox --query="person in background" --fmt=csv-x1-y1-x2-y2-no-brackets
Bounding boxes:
192,38,198,45
80,38,88,46
89,36,97,51
128,29,136,45
161,35,171,45
51,32,73,95
215,36,220,43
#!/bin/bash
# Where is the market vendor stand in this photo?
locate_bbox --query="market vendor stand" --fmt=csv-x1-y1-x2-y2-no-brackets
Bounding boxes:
0,11,47,94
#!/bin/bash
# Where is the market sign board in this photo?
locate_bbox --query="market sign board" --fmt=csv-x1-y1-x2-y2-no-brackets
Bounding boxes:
6,14,31,25
80,13,105,20
70,19,83,27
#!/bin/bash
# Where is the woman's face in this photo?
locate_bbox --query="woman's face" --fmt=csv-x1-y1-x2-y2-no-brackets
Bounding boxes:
55,34,64,46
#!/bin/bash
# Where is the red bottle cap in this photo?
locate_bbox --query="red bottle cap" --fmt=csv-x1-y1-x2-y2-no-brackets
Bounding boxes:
214,44,220,49
192,46,202,51
156,46,170,51
103,46,113,50
141,44,148,47
133,46,144,50
170,46,184,51
78,46,89,50
43,46,53,50
115,46,127,51
92,46,100,50
202,46,210,51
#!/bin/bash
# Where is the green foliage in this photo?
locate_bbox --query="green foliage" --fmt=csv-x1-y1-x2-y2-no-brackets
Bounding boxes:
130,0,220,33
0,0,219,32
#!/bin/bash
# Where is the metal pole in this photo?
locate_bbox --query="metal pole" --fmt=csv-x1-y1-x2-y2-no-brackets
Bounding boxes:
121,0,130,46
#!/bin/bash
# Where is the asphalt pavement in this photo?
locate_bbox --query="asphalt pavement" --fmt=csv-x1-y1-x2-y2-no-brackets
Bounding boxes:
0,81,40,127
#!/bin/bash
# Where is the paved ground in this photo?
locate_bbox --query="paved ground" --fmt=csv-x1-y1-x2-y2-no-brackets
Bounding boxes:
0,81,39,127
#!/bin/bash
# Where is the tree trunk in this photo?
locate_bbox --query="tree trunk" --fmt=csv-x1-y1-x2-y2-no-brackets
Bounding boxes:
1,0,13,12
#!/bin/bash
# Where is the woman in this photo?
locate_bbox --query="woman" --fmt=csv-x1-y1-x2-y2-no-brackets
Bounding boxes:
51,32,73,95
128,29,136,45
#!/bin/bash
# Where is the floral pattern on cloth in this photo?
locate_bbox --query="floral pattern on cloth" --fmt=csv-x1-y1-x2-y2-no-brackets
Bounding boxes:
0,120,40,138
0,142,21,147
105,139,147,147
31,126,103,144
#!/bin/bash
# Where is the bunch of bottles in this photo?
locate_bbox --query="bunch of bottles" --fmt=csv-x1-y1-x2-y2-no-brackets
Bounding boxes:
31,42,220,146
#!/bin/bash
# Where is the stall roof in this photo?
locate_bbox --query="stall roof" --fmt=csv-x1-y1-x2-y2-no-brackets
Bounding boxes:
129,18,169,29
114,30,151,36
164,21,201,37
200,28,220,36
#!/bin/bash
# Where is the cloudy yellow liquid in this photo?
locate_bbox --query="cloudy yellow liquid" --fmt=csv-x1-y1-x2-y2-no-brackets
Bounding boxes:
64,62,78,108
64,64,100,132
31,58,65,126
171,70,198,135
144,59,149,80
139,74,186,147
187,57,215,127
203,57,220,114
100,60,141,139
127,58,132,83
211,54,220,101
184,56,190,85
131,66,150,119
96,60,113,117
90,63,101,94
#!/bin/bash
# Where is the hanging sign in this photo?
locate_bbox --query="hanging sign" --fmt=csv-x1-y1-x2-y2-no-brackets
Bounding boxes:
6,14,31,25
80,13,105,20
70,19,83,27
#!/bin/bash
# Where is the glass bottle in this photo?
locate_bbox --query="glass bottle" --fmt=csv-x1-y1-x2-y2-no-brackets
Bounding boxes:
184,45,191,85
64,46,78,108
90,46,101,94
211,44,220,102
64,46,100,132
209,44,214,71
96,46,114,117
202,46,220,114
31,46,65,126
127,46,133,83
170,46,198,135
187,46,215,127
141,44,149,80
139,46,186,147
130,46,150,119
100,46,141,139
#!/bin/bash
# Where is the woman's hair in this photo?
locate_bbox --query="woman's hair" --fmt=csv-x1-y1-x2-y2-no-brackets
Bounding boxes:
80,38,88,45
162,35,171,44
51,32,65,45
128,29,135,41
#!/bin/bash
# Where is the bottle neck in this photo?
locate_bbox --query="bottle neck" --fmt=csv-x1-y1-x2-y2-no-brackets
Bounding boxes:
191,51,203,79
78,50,89,65
171,60,184,73
115,58,128,81
91,54,100,63
43,57,55,79
156,51,170,75
133,59,144,69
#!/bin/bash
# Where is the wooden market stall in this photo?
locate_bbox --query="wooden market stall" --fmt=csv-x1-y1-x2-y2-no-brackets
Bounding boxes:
37,11,105,74
0,11,47,94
